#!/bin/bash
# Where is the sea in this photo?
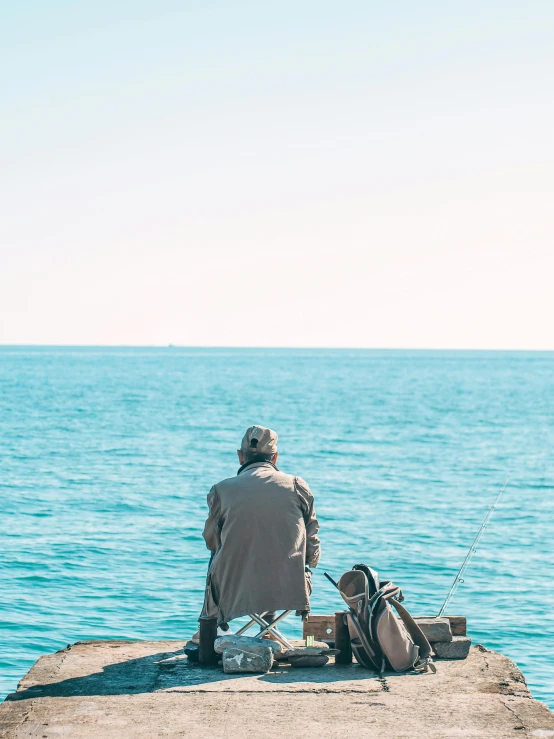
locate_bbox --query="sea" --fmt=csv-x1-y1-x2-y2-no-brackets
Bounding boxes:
1,347,553,707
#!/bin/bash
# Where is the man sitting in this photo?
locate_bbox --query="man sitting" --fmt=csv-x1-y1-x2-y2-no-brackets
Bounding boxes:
200,425,321,628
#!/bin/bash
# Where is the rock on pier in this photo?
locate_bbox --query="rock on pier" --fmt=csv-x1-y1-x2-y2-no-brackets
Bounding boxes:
1,640,553,738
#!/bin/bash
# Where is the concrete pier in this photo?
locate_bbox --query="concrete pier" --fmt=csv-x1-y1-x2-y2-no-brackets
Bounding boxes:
1,640,553,738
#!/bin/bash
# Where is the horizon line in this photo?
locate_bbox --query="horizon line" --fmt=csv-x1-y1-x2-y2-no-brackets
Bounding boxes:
1,344,554,353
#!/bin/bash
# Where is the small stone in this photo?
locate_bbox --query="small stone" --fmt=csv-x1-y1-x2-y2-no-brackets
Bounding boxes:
284,647,336,658
275,640,330,660
288,654,329,668
215,635,283,657
432,636,472,660
446,616,467,636
222,645,274,674
414,618,453,643
307,640,329,650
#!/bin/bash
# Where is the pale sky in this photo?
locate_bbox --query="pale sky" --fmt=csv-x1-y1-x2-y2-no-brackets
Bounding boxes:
1,1,553,348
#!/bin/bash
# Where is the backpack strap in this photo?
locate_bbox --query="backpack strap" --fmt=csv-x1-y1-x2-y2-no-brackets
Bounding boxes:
346,610,382,671
353,564,380,597
389,599,437,673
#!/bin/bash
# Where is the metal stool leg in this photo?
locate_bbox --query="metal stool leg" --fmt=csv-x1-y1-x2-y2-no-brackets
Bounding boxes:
232,610,295,650
235,611,271,637
252,611,294,649
235,617,257,636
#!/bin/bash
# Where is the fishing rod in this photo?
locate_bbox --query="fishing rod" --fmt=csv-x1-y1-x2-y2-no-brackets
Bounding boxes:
438,476,510,617
324,571,339,589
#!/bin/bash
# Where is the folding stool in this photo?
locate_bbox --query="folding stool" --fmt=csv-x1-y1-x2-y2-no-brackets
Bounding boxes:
198,610,295,664
235,610,295,650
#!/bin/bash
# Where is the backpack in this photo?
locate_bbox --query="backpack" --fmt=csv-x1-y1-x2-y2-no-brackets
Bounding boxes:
338,564,436,674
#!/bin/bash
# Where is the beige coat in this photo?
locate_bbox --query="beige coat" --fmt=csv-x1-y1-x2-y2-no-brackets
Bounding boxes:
201,461,321,624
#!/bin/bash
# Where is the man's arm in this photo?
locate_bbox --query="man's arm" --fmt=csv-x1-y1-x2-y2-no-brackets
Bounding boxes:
295,477,321,568
202,486,221,553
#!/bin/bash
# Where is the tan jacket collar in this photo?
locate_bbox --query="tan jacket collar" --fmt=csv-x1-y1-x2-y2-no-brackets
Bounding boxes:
237,460,279,476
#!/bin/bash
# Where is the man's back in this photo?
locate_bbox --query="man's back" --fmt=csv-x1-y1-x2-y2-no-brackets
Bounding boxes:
202,459,320,625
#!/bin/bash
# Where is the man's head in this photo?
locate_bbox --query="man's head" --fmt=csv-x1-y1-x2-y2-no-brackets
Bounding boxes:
237,425,278,466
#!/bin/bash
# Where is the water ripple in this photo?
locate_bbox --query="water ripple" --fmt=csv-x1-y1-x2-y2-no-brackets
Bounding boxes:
0,347,553,706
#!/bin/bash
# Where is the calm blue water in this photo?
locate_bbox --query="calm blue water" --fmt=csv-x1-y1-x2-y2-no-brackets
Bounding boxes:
1,347,553,707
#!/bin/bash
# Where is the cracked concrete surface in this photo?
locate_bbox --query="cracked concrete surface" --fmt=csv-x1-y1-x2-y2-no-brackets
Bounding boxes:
1,641,553,738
